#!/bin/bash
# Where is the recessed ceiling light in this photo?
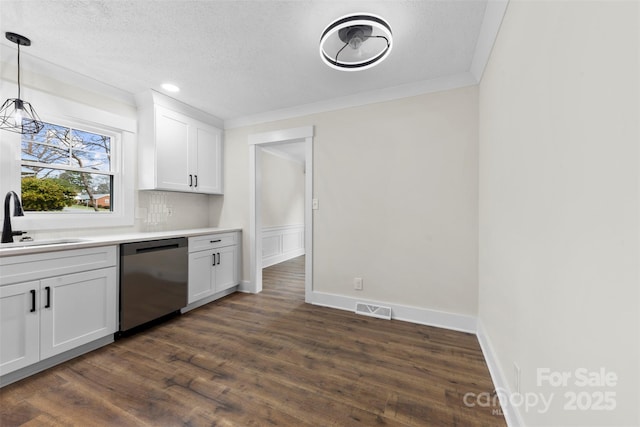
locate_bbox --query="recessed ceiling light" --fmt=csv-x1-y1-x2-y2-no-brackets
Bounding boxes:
161,83,180,93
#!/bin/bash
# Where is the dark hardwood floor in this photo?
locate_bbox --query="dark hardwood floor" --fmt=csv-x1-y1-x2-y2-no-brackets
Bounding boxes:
0,256,505,426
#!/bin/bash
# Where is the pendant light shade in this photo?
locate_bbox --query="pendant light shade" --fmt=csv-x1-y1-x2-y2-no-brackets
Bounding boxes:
320,13,393,71
0,32,44,135
0,98,43,134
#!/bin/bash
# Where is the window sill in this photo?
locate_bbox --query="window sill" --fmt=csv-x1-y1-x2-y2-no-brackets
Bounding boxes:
12,210,134,231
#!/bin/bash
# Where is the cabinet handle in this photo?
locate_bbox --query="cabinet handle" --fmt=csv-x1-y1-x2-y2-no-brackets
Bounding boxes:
217,252,221,265
30,289,36,313
210,239,221,243
194,175,198,187
212,253,216,267
45,286,51,308
189,174,193,187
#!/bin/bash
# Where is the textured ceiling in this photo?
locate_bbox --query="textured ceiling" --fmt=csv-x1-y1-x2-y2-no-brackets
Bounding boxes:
0,0,490,124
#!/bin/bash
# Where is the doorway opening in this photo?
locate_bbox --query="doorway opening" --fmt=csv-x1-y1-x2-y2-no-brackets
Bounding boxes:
248,126,313,302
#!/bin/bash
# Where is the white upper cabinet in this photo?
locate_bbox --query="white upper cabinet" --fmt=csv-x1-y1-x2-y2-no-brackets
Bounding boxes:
191,124,222,194
137,91,224,195
154,106,190,192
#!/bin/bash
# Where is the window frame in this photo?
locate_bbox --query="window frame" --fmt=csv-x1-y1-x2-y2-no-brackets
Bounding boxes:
0,83,135,231
21,120,117,212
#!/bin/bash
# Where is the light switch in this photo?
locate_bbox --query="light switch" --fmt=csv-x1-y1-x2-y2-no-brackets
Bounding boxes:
312,198,319,210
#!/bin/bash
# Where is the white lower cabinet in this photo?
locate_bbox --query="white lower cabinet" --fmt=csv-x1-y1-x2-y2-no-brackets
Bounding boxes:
0,281,40,375
188,250,216,302
40,268,117,359
0,246,117,378
188,232,240,304
215,245,239,292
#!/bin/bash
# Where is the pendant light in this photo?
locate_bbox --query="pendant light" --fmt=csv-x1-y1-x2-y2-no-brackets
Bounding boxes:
320,13,393,71
0,32,44,134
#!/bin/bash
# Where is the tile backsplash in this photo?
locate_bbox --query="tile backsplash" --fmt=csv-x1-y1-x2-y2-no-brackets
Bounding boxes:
138,191,211,232
141,191,172,231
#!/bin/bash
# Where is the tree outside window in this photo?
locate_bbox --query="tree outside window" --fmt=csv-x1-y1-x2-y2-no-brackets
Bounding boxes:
20,121,114,212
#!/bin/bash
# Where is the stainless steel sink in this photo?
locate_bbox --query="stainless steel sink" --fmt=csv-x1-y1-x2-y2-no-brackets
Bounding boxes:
0,238,89,249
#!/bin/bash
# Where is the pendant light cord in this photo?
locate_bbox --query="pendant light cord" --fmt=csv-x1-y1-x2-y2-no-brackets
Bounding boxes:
16,42,21,100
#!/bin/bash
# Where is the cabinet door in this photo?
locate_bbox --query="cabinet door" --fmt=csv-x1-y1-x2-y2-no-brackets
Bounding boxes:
0,281,40,376
155,106,191,192
215,245,239,293
40,268,117,359
188,250,215,303
192,124,223,194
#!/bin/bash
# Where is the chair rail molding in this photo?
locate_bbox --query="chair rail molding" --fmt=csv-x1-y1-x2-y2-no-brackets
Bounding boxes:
262,224,305,268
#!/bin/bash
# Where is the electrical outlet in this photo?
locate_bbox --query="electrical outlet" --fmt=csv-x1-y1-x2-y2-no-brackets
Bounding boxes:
514,362,521,394
312,198,319,210
353,277,363,290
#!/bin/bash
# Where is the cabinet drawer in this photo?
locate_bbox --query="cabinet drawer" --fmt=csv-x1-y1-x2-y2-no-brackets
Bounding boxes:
0,246,117,286
189,232,237,253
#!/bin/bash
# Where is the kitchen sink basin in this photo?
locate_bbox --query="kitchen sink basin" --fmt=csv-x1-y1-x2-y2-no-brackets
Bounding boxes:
0,238,90,249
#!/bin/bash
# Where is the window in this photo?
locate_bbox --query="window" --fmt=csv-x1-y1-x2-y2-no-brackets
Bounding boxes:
20,121,115,213
0,84,135,230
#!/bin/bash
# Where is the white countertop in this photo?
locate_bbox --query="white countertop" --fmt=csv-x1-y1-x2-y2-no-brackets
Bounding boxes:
0,227,242,257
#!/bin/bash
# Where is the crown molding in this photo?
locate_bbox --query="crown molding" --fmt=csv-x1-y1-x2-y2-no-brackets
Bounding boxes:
224,72,477,129
225,1,509,130
1,0,509,131
470,0,510,82
0,46,136,108
135,89,224,129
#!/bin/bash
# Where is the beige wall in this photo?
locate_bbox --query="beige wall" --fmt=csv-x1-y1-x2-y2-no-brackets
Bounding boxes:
260,150,304,228
214,85,479,316
479,1,639,425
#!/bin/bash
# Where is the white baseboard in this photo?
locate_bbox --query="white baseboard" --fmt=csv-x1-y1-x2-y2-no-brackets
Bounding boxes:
309,292,520,423
308,291,477,334
262,224,305,268
181,286,238,313
263,248,305,268
476,319,523,427
237,280,254,293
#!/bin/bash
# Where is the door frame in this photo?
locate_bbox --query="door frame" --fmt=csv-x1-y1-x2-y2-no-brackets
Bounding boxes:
248,126,313,301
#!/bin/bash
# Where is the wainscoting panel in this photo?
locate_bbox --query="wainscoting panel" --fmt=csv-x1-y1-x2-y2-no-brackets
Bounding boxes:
262,224,305,268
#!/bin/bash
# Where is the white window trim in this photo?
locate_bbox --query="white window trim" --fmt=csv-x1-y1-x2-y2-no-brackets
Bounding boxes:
0,83,136,230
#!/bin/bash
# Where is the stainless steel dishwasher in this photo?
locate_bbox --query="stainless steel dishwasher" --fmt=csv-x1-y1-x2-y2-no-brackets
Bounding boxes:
119,237,188,333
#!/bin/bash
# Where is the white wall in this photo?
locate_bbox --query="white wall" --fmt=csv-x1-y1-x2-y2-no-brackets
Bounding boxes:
260,149,304,228
214,85,479,318
478,1,639,426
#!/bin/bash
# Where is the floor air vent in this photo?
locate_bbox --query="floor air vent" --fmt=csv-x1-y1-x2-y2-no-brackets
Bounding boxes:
355,302,392,320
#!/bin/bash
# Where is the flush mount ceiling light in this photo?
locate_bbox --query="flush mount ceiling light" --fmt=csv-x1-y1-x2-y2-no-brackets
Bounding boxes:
319,13,393,71
0,32,44,134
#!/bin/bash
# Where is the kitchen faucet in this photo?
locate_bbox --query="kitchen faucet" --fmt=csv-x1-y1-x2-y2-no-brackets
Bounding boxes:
2,191,26,243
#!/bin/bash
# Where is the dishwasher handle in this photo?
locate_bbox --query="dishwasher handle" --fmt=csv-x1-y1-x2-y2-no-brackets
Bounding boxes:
121,237,187,256
136,244,179,254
